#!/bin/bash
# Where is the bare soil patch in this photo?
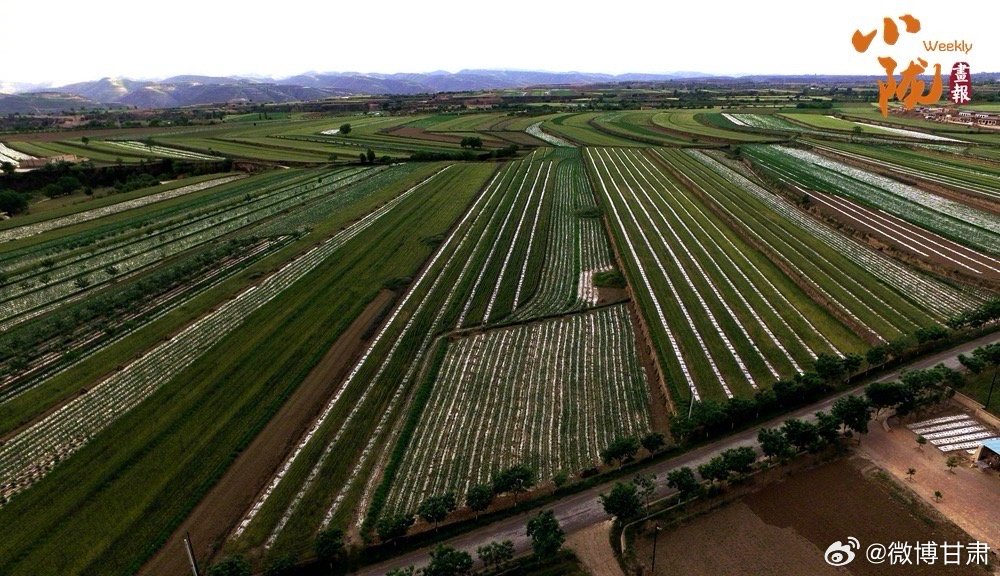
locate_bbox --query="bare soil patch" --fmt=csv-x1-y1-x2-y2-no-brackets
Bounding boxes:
139,290,396,576
632,458,986,576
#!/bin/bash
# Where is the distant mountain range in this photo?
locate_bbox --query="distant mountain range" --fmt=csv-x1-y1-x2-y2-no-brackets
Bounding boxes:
0,70,712,113
1,69,996,113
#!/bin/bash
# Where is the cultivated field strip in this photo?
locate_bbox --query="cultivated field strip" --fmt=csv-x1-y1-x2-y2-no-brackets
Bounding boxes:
514,154,612,319
681,150,979,322
590,148,858,400
809,142,1000,201
104,140,223,160
0,143,34,167
602,149,759,389
844,122,962,142
662,151,911,342
612,148,795,379
0,237,290,404
588,148,713,400
483,163,551,321
458,160,550,326
0,167,451,504
616,148,818,372
525,122,575,147
0,168,338,277
385,304,650,515
0,168,378,327
747,145,1000,254
233,162,518,548
0,175,246,243
805,189,1000,276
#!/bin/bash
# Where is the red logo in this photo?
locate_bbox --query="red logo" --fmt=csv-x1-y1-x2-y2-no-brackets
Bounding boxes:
949,62,972,104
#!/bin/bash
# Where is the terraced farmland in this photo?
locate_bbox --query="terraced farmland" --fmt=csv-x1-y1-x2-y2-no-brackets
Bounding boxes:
1,104,997,576
651,111,778,142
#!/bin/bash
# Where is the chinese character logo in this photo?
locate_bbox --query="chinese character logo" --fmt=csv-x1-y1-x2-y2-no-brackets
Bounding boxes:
949,62,972,104
852,15,943,117
824,537,860,566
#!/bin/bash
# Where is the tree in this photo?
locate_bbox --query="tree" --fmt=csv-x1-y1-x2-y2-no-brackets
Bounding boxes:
366,148,376,164
633,473,656,507
832,395,872,441
698,455,730,484
423,545,473,576
552,470,570,491
207,555,251,576
263,554,296,576
866,346,888,370
758,427,793,460
376,512,415,544
946,456,961,473
600,435,641,467
477,540,515,571
781,419,820,452
0,190,28,215
865,381,908,417
359,152,367,163
460,136,483,149
339,123,352,135
526,510,564,557
465,483,494,519
386,568,416,576
915,325,949,344
815,354,848,383
720,446,756,477
916,435,927,451
814,410,842,445
81,136,90,146
933,490,943,502
418,492,457,530
491,464,536,505
640,431,666,454
665,467,701,500
315,527,345,568
843,352,863,377
0,162,14,175
906,467,916,482
599,482,643,521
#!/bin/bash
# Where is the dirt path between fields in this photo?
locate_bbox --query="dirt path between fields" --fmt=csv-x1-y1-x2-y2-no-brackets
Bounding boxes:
566,520,626,576
139,290,396,576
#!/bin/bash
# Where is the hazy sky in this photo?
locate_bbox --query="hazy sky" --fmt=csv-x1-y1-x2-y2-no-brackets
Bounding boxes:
5,0,996,85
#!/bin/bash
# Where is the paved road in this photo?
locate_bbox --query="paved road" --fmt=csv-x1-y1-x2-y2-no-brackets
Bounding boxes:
354,332,999,575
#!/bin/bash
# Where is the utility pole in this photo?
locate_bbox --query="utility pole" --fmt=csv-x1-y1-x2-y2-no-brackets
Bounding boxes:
184,532,201,576
986,367,997,411
650,523,662,574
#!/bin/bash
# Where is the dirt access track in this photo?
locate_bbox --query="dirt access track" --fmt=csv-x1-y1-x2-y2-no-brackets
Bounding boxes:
140,290,395,576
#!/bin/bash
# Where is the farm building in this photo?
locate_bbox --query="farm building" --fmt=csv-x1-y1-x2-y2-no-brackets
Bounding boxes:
973,439,1000,471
